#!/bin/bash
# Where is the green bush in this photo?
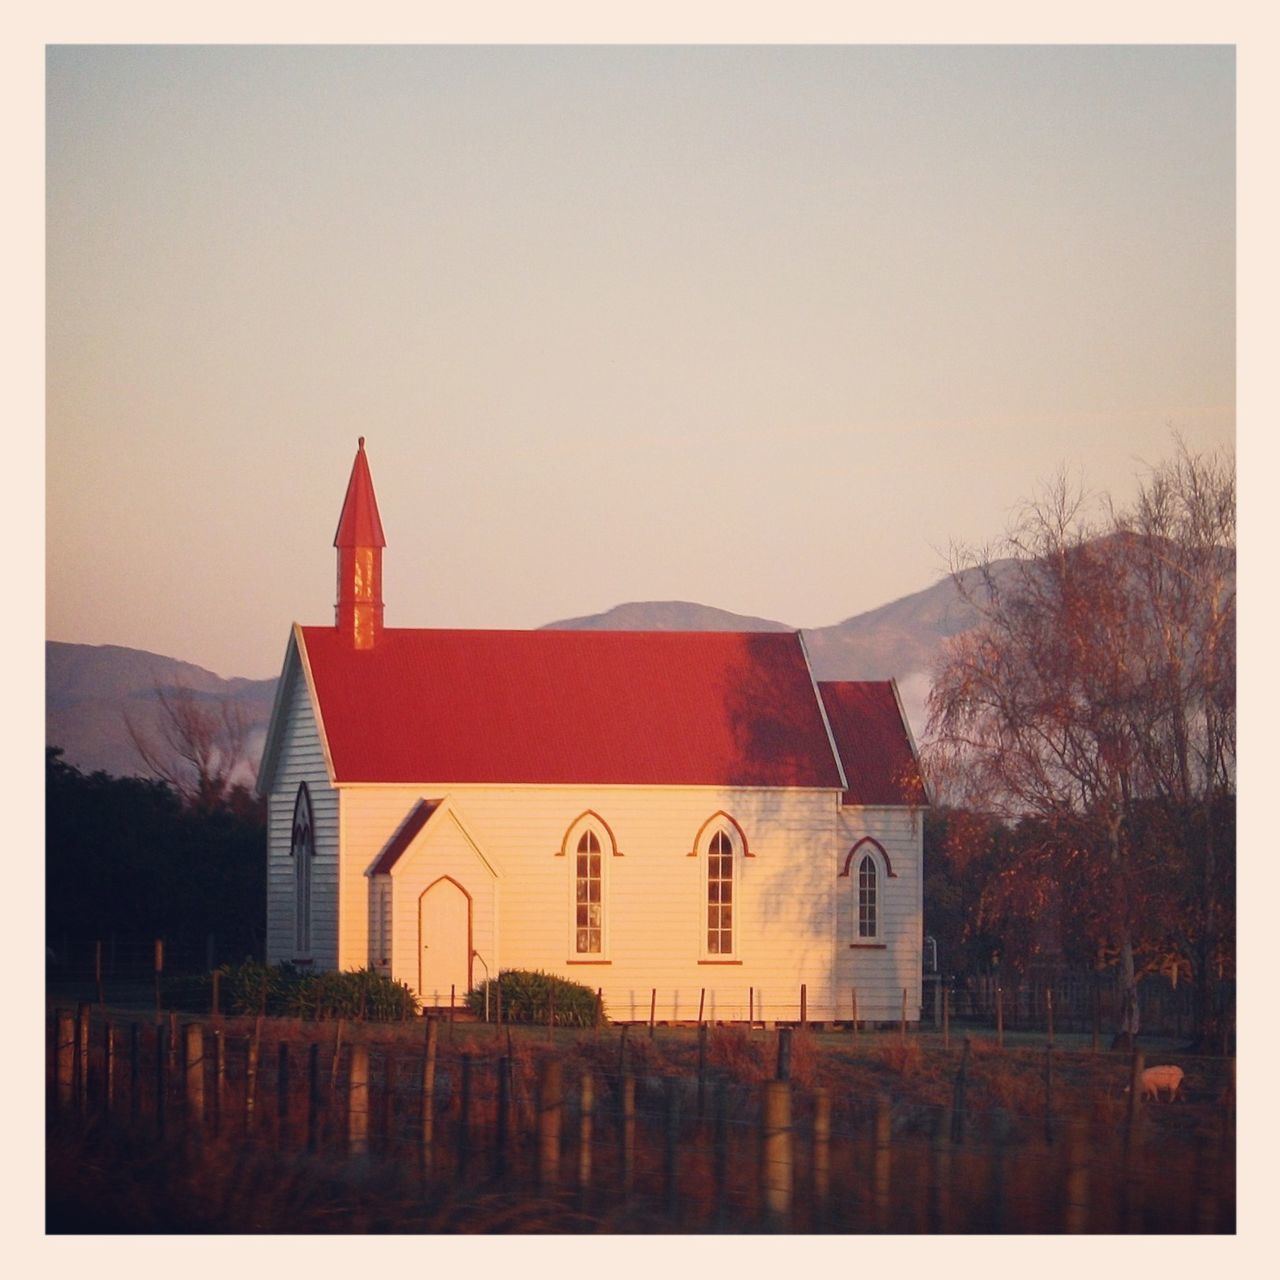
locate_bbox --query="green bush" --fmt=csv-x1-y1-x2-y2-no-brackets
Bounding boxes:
162,960,417,1021
283,966,418,1021
466,969,603,1027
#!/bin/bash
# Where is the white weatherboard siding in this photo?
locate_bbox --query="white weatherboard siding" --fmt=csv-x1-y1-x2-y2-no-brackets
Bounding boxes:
265,651,339,969
835,806,924,1021
339,785,843,1020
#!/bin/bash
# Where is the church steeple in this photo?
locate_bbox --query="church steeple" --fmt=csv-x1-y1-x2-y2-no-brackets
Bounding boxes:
334,437,386,649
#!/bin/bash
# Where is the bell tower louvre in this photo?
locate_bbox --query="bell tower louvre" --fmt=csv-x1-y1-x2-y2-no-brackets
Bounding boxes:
333,437,386,649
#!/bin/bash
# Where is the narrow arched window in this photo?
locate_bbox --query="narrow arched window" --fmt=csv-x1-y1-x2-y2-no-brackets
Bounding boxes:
291,782,315,954
857,853,878,941
575,829,603,955
707,830,734,955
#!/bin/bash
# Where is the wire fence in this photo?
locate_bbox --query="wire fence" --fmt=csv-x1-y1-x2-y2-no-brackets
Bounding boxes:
47,1007,1235,1233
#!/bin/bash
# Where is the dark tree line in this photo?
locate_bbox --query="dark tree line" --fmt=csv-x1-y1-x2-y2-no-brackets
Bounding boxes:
45,746,266,965
924,800,1235,986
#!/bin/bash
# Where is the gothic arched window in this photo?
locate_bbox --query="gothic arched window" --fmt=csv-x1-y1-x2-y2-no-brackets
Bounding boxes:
291,782,315,954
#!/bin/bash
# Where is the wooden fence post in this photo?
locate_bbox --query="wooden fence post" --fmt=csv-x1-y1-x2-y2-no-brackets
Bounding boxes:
618,1023,629,1077
55,1009,75,1113
154,939,164,1016
102,1021,115,1118
761,1080,793,1230
345,1043,368,1158
74,1003,92,1114
698,988,705,1025
183,1022,205,1134
951,1037,970,1145
538,1057,562,1189
211,969,220,1018
307,1041,321,1151
1125,1050,1145,1149
381,1051,396,1153
244,1030,259,1136
1091,977,1101,1053
989,1108,1008,1231
594,988,603,1033
420,1016,438,1174
813,1086,831,1225
776,1026,792,1081
932,1106,953,1232
277,1042,291,1145
495,1055,512,1180
578,1070,594,1199
330,1019,344,1096
621,1073,636,1196
1124,1049,1146,1231
749,986,754,1030
1195,1130,1220,1232
449,984,456,1037
457,1052,472,1176
129,1021,141,1124
213,1028,226,1137
155,1020,168,1138
1065,1118,1090,1232
713,1081,728,1225
800,983,807,1028
649,988,657,1039
873,1093,892,1231
697,1022,709,1119
664,1078,681,1218
996,985,1004,1049
1043,1044,1055,1146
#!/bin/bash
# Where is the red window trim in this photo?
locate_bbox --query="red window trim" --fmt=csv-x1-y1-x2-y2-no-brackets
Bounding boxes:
838,835,896,878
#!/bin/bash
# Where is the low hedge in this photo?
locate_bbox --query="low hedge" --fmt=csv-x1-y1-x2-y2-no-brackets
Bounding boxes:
466,969,603,1027
162,960,418,1021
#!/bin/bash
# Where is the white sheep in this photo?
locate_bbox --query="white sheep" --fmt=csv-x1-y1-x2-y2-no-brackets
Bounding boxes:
1127,1064,1184,1102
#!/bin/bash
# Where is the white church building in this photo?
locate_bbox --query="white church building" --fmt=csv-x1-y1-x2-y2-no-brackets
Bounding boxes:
259,440,927,1022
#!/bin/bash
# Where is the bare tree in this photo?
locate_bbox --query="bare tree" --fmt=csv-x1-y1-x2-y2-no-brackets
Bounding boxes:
926,442,1234,1044
125,680,251,811
1112,440,1235,1045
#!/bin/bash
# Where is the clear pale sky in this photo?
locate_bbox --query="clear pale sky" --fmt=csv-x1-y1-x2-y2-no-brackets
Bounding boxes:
46,44,1235,680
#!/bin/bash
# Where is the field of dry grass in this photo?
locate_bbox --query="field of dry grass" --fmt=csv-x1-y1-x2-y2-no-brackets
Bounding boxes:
46,1010,1235,1234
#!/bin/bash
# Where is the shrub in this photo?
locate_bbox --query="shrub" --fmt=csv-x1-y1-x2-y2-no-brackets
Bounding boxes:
164,961,417,1022
467,969,602,1027
283,967,418,1022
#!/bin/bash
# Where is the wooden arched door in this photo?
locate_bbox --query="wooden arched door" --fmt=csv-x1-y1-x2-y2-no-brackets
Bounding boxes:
418,877,471,1005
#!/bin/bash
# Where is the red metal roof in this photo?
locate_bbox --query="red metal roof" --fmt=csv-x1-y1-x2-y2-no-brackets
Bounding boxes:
817,681,925,807
299,627,845,788
333,438,386,548
368,799,440,875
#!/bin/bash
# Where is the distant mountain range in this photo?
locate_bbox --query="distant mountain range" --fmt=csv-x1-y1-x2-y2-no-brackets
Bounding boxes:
48,570,986,781
46,642,279,781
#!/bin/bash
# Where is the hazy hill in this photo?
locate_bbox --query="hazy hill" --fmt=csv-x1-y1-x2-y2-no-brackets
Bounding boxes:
539,575,984,739
46,642,278,781
47,572,983,780
541,600,793,633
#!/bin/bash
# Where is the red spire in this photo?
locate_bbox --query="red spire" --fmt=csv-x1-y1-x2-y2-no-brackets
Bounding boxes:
334,438,385,649
333,436,386,549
